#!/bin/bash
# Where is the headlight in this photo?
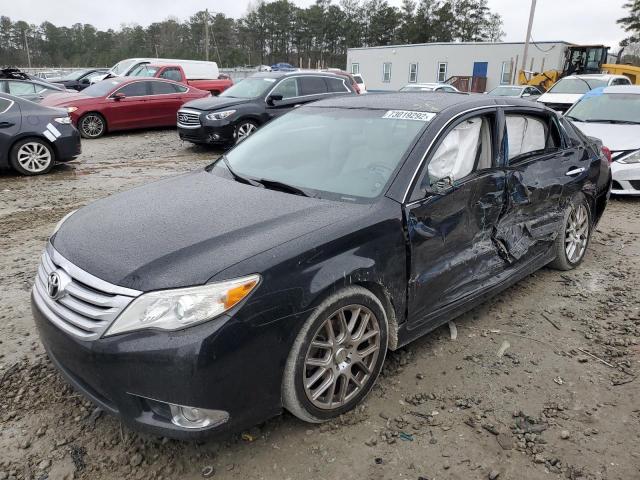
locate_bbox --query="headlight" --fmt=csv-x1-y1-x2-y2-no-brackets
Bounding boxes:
66,106,78,113
618,149,640,164
54,116,72,125
104,274,260,336
51,209,77,236
206,110,236,121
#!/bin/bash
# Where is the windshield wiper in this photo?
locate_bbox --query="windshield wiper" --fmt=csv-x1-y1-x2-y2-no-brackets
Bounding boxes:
564,115,581,122
257,178,311,197
221,155,261,187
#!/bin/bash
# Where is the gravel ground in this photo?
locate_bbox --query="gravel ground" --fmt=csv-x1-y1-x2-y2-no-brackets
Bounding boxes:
1,128,639,480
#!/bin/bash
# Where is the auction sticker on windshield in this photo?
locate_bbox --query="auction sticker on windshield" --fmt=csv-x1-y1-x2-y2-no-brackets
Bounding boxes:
382,110,435,122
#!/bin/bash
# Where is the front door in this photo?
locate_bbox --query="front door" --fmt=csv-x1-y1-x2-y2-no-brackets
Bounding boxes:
404,109,506,329
103,81,152,130
265,77,302,119
473,62,488,78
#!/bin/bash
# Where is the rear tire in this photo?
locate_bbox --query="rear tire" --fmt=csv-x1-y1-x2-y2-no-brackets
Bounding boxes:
10,138,55,176
549,194,592,270
283,286,388,423
78,113,106,139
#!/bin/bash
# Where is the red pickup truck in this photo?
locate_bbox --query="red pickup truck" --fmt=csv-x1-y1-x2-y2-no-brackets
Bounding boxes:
130,64,233,95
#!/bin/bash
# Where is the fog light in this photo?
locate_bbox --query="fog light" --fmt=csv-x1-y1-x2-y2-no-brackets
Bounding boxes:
208,133,221,141
169,403,229,429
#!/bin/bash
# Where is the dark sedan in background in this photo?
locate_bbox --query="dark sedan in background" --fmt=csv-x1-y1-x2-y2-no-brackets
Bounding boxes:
177,71,356,147
41,77,210,138
33,93,610,439
51,68,110,91
0,93,81,175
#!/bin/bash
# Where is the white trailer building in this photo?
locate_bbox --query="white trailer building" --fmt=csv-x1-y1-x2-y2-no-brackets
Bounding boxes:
346,41,571,92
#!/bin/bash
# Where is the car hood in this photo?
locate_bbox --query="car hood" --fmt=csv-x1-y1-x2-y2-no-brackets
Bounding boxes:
538,92,583,105
40,92,92,107
182,96,253,111
52,170,364,292
571,122,640,152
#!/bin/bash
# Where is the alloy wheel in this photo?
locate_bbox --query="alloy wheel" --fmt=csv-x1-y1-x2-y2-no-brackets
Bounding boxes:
81,114,104,138
303,305,381,410
236,122,257,142
565,204,589,263
16,142,52,173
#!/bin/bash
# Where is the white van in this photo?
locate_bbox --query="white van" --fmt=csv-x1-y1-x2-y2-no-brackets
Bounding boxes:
91,58,220,83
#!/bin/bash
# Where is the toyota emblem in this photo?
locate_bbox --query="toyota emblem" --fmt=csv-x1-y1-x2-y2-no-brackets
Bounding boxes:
47,272,63,300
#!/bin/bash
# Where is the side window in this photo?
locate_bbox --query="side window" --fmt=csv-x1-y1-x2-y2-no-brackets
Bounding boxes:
271,77,299,99
412,115,493,200
116,81,149,97
175,84,188,93
383,62,392,83
325,77,348,93
300,76,328,96
0,98,12,114
505,114,560,162
150,81,178,95
8,81,36,96
160,68,182,82
611,77,630,86
408,63,418,83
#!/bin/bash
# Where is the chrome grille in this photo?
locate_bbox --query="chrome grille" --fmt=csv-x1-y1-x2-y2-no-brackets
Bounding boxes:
32,244,141,340
177,109,201,128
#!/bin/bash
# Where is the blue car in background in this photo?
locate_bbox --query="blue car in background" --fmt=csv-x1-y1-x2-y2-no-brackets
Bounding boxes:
270,63,296,72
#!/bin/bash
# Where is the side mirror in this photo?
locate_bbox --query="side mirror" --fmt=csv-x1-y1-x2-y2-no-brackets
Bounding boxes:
522,93,531,98
266,94,283,106
80,78,90,84
421,176,454,196
112,92,126,101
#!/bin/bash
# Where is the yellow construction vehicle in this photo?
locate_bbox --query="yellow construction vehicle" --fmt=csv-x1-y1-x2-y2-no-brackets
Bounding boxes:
601,63,640,84
518,45,610,92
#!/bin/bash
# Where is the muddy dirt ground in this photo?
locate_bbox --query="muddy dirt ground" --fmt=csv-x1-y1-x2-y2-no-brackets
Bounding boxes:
0,128,639,480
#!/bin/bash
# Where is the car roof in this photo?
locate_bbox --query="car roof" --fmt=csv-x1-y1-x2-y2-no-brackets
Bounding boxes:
406,83,446,87
309,91,545,113
564,74,627,80
251,71,348,79
601,85,640,94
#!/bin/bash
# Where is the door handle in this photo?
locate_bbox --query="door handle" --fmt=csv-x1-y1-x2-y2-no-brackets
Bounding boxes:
565,167,586,176
0,122,14,128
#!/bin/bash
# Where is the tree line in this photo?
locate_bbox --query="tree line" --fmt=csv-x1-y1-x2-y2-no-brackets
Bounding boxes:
0,0,505,69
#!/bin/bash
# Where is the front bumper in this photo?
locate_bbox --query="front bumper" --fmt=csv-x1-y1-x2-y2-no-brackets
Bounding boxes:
611,161,640,195
54,126,82,162
32,291,288,439
178,121,235,145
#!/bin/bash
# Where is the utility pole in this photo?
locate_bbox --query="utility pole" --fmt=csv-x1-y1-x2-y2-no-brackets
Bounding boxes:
204,9,209,61
521,0,536,72
24,30,31,69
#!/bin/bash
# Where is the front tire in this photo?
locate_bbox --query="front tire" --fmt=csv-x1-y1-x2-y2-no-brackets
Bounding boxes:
549,194,591,270
234,120,258,144
78,113,106,139
10,138,55,176
283,286,388,423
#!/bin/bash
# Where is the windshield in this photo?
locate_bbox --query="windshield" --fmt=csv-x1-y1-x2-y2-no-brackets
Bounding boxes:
400,85,435,92
566,92,640,124
489,86,523,96
549,78,608,94
82,79,122,97
111,59,137,75
130,65,159,77
220,77,276,98
215,107,430,201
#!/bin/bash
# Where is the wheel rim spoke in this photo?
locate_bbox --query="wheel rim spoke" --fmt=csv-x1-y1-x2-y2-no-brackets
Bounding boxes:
303,304,381,410
16,142,51,172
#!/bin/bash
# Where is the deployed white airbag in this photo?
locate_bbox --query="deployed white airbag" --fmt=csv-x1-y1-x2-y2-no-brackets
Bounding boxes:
428,118,482,182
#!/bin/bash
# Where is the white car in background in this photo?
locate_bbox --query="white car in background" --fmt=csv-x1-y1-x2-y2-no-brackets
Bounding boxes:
90,58,220,84
565,85,640,195
537,74,631,112
399,83,459,93
353,74,367,93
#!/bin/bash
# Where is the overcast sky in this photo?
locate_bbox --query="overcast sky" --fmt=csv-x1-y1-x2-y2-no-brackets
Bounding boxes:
1,0,630,48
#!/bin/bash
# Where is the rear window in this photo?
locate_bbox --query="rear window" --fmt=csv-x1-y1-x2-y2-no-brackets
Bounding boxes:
325,77,349,93
150,81,178,95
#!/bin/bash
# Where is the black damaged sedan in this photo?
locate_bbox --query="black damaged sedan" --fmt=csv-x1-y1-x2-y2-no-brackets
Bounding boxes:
33,93,611,438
